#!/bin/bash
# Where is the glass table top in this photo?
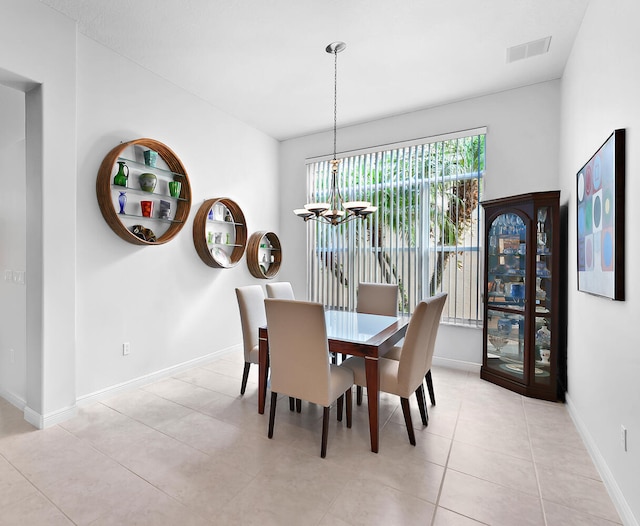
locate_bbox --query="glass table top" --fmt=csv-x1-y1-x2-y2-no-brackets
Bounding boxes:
324,310,399,343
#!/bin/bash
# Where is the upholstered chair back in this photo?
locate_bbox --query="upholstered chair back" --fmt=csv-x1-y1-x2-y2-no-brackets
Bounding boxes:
265,282,295,300
264,299,334,406
356,282,398,316
235,285,267,363
396,299,441,397
422,293,448,374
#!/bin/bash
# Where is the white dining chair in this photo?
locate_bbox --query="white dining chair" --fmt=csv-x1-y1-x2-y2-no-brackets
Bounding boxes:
356,282,398,316
265,282,295,300
384,293,447,408
354,282,399,404
342,295,442,445
264,299,354,458
235,285,267,395
265,282,304,412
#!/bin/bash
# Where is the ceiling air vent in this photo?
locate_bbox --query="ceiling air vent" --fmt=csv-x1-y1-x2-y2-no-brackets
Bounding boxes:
507,36,551,63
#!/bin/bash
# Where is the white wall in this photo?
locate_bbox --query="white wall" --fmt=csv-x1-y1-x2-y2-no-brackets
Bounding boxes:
279,81,561,364
560,0,640,523
0,84,26,404
1,0,280,420
75,36,280,398
0,0,77,425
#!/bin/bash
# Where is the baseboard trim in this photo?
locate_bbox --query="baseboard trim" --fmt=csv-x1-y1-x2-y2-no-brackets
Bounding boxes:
565,393,638,526
23,404,78,430
0,388,26,412
77,345,240,407
432,355,481,373
1,388,77,429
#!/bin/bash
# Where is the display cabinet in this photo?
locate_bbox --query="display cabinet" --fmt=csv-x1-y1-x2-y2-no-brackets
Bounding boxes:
192,198,247,268
481,191,565,401
96,138,192,245
246,231,282,279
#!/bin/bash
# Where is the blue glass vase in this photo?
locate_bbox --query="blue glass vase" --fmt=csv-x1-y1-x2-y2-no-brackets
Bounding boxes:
118,191,127,214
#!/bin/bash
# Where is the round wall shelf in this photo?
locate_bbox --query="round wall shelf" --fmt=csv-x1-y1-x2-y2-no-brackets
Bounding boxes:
193,198,247,268
247,231,282,279
96,138,192,245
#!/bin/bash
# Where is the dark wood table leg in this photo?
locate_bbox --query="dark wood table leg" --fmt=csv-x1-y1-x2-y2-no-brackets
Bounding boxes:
364,356,380,453
258,330,268,414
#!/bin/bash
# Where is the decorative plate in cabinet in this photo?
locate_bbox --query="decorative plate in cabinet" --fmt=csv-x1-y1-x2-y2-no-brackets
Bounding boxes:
193,198,247,268
96,138,192,245
247,231,282,279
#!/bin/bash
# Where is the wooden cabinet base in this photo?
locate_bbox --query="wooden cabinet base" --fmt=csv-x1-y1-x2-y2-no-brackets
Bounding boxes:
480,367,563,402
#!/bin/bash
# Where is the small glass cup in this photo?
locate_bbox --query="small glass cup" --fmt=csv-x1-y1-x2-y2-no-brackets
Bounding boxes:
489,235,497,255
168,181,181,198
140,200,154,218
144,149,158,167
537,232,547,253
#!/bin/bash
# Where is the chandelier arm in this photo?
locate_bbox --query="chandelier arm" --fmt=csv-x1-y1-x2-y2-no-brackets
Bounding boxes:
305,211,370,226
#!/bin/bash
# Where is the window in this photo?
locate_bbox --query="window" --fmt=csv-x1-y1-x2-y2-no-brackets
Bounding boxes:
306,128,485,325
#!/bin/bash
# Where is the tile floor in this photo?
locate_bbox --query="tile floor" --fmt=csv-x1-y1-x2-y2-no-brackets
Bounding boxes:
0,351,622,525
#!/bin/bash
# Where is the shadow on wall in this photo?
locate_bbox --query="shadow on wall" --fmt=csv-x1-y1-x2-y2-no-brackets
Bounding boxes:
0,83,27,405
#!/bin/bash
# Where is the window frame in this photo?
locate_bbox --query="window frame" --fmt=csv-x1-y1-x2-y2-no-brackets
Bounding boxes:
305,127,486,325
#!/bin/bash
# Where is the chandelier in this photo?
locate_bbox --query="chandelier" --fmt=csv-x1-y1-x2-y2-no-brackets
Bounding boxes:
294,42,376,225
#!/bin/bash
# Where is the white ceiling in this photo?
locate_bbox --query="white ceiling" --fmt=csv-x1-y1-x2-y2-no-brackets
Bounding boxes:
39,0,589,141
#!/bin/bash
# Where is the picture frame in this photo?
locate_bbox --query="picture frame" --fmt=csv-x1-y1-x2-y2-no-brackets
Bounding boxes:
576,129,625,300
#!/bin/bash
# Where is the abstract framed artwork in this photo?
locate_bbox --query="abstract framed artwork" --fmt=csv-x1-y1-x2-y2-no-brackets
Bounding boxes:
576,129,625,300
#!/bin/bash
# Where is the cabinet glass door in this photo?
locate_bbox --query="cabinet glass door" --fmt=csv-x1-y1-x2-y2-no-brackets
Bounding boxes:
485,211,527,381
533,205,552,387
487,212,527,311
486,309,525,380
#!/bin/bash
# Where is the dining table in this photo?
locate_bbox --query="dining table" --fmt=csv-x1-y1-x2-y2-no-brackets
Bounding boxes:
258,308,411,453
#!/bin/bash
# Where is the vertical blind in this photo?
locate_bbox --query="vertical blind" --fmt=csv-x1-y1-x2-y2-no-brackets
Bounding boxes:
306,129,485,325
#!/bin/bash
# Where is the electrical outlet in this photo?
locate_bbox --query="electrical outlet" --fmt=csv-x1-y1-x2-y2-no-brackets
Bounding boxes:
122,342,130,356
621,425,628,452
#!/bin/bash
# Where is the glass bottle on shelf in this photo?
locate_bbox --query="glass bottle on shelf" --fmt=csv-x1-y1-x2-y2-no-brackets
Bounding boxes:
118,192,127,214
113,161,129,187
535,277,546,301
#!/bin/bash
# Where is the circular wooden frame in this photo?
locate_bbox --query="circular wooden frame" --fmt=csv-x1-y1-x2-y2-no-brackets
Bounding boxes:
193,198,248,268
96,138,192,245
247,231,282,279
